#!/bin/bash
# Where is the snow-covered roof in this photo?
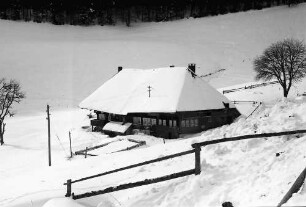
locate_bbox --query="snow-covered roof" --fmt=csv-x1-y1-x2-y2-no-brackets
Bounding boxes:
103,121,132,133
79,67,235,115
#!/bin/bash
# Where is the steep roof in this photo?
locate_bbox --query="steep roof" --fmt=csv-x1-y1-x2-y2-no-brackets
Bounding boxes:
79,67,235,115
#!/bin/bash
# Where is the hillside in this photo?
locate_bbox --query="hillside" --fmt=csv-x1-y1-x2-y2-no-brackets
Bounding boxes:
0,90,305,207
127,98,306,207
0,3,306,115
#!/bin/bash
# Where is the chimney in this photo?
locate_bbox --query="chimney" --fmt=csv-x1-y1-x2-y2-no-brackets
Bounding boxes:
188,63,196,77
118,66,123,72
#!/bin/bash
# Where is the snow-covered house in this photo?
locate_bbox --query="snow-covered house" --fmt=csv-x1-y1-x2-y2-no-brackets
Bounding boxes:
79,64,240,138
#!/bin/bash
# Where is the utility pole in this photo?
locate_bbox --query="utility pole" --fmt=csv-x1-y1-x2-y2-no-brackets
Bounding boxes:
47,104,51,166
69,131,73,158
148,85,152,98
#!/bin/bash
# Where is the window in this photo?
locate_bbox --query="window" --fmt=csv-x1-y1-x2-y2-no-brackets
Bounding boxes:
163,120,167,126
151,118,157,126
194,119,198,127
169,120,173,127
108,114,112,121
173,120,177,127
159,119,162,125
185,120,190,127
190,119,195,127
133,117,141,125
143,118,151,126
181,120,186,127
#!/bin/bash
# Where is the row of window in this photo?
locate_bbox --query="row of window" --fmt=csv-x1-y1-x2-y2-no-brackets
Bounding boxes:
133,117,177,127
133,116,202,128
98,113,230,128
181,118,199,128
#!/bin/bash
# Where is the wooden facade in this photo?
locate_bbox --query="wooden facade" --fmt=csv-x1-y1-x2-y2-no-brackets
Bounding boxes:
91,107,240,139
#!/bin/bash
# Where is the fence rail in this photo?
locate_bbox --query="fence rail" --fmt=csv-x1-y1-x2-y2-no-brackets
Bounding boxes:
65,148,197,198
65,129,306,202
231,100,260,104
191,129,306,148
73,169,196,200
222,81,278,94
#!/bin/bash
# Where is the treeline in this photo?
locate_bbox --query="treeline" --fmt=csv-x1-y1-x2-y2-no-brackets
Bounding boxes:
0,0,304,26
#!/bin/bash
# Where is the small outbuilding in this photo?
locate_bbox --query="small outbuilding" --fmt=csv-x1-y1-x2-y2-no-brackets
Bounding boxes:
80,64,240,138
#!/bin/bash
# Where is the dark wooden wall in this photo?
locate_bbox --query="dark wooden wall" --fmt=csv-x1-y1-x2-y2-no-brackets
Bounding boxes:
92,107,240,138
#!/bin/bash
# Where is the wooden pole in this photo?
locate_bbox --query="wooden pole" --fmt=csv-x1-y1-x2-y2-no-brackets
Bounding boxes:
65,179,72,197
69,131,73,158
193,145,201,175
47,104,51,166
85,147,88,159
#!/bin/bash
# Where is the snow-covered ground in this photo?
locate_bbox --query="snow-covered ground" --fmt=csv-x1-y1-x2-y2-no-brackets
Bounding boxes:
220,78,306,115
1,91,306,207
1,3,306,207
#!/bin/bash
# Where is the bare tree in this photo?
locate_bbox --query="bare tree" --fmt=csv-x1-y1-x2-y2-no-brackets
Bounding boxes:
254,38,306,97
0,79,25,145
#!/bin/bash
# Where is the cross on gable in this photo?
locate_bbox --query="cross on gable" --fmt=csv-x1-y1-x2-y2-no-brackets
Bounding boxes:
148,85,152,98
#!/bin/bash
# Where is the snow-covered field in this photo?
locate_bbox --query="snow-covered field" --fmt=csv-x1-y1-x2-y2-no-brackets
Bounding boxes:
1,3,306,115
1,91,306,207
1,3,306,207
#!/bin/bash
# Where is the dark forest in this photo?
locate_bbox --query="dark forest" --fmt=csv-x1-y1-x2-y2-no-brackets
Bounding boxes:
0,0,304,26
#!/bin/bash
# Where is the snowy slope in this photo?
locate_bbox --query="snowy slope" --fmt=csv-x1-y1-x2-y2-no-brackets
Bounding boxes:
127,98,306,207
122,98,306,207
1,3,306,115
0,93,305,207
220,78,306,115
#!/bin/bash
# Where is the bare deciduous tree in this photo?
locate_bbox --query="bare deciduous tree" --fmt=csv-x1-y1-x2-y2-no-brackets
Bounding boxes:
0,79,25,145
254,38,306,97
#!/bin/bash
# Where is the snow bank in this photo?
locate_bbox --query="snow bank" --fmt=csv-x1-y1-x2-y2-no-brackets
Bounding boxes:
2,98,306,207
128,98,306,207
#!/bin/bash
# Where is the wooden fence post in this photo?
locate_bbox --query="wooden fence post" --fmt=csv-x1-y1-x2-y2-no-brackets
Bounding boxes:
69,131,73,158
85,147,88,159
65,179,72,197
193,144,201,175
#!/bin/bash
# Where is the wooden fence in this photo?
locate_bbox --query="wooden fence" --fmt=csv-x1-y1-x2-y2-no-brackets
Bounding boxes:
64,148,199,199
64,129,306,202
222,81,278,94
75,139,146,157
74,140,118,156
